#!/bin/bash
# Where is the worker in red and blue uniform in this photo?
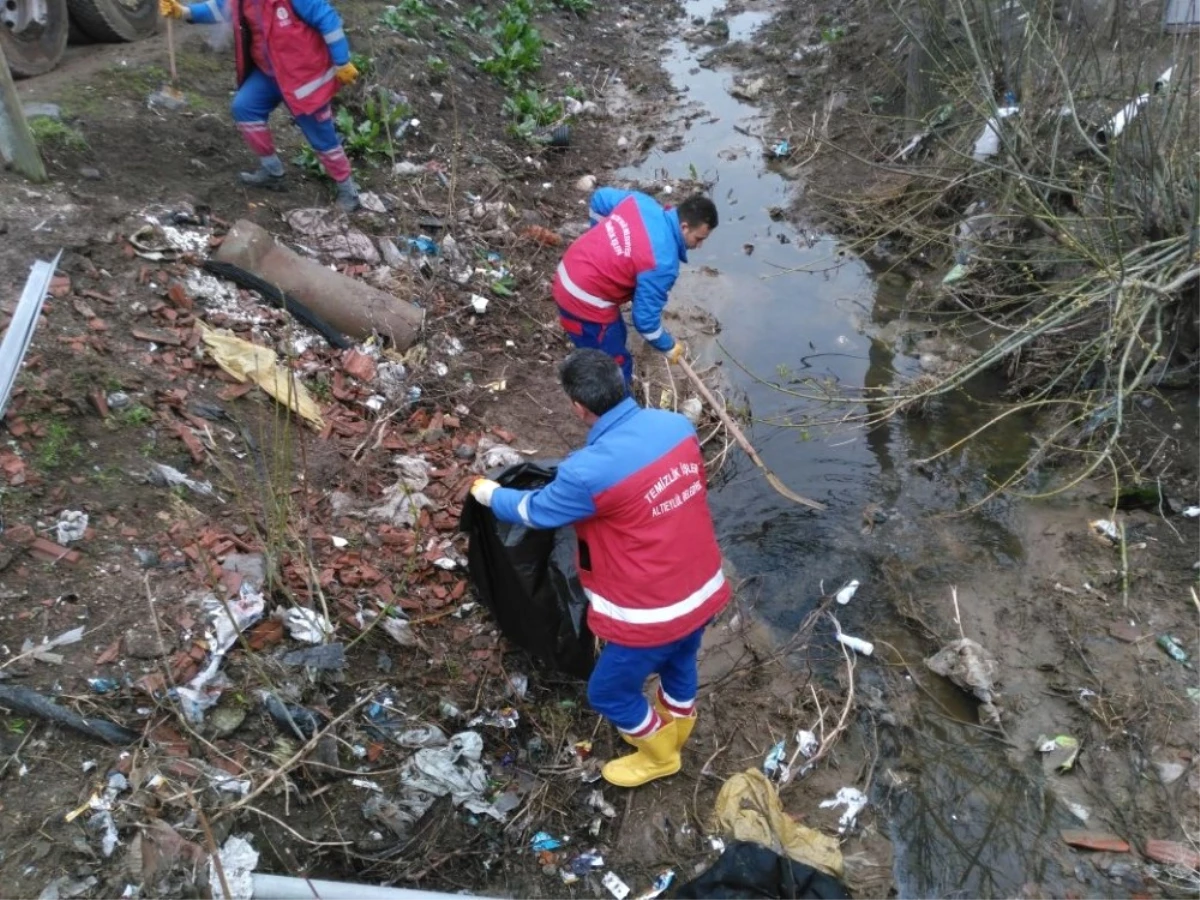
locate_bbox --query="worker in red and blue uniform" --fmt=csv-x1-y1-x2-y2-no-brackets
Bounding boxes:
470,349,729,788
160,0,362,211
553,189,719,384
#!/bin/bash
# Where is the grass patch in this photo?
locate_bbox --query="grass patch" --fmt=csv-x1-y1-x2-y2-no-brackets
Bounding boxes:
37,420,84,470
28,118,87,152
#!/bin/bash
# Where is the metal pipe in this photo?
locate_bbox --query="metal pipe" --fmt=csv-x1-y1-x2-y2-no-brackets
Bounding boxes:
251,873,499,900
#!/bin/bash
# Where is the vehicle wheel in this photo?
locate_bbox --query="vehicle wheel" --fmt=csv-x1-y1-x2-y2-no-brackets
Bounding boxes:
1,0,69,76
68,16,95,42
66,0,155,42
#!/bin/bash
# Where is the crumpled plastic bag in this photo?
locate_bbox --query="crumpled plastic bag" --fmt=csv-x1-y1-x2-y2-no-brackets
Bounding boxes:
284,208,381,263
196,321,324,429
925,637,1002,725
712,769,844,878
209,835,257,900
473,436,524,473
364,731,505,837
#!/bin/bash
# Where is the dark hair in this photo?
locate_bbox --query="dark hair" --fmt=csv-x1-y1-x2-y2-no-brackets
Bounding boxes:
678,194,718,230
559,349,627,416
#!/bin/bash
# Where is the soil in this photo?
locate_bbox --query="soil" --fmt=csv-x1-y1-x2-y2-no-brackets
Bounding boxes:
1,0,1197,898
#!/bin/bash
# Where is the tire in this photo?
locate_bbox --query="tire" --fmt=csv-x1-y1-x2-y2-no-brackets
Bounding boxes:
66,0,155,42
1,0,70,77
68,16,95,42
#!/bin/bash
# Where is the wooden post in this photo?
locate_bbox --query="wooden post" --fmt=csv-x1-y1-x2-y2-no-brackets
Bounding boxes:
0,44,47,183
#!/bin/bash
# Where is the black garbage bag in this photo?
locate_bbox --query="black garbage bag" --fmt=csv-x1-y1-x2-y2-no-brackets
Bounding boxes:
460,461,595,679
671,841,849,900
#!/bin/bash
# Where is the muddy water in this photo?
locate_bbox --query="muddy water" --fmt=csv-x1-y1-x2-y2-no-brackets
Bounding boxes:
619,2,1118,896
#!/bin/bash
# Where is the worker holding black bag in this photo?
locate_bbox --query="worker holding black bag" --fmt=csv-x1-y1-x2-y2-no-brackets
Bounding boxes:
470,349,728,788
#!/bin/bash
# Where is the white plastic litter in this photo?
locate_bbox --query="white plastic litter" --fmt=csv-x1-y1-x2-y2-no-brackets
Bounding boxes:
21,624,85,665
1183,506,1200,519
153,462,216,497
796,729,819,758
201,583,266,658
470,294,490,314
283,607,333,644
971,106,1019,160
680,397,703,425
1090,518,1120,542
834,579,860,605
602,872,631,900
836,633,874,656
819,786,869,833
56,510,89,544
209,835,258,900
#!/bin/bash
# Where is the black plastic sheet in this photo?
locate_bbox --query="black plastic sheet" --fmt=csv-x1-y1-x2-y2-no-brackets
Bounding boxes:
672,841,849,900
461,462,595,679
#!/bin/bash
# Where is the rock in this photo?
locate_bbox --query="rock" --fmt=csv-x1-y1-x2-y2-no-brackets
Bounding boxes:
78,167,102,181
1153,759,1186,785
208,705,246,738
430,91,444,108
925,638,999,703
23,102,61,120
124,627,169,660
1108,622,1142,643
731,77,766,101
575,174,597,192
221,552,266,590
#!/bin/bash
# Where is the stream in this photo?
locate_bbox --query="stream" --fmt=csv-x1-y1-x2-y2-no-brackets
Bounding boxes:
617,1,1122,896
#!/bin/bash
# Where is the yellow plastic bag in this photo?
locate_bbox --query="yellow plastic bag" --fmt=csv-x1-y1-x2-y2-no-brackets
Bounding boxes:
196,322,324,430
712,769,844,878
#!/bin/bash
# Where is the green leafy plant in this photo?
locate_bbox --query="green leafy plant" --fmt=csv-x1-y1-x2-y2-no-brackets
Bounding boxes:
294,92,409,171
501,88,562,139
461,5,487,31
552,0,593,13
820,25,846,42
477,0,544,88
36,420,83,470
427,54,450,80
349,51,374,76
380,0,435,36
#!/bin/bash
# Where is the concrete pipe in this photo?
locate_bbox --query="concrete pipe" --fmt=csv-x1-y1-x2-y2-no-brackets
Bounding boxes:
214,219,425,350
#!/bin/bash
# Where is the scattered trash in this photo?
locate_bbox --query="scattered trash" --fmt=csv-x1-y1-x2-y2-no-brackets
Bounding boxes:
197,322,325,429
88,677,121,694
768,140,790,158
506,673,529,699
261,692,327,740
834,579,859,605
576,174,598,192
603,871,631,900
588,789,616,818
18,624,85,665
1037,734,1081,772
941,262,969,285
1089,518,1121,543
210,835,258,900
637,870,676,900
763,740,788,781
924,637,1001,724
285,208,380,263
38,875,98,900
469,293,490,314
819,786,869,834
730,77,766,101
1183,506,1200,518
531,832,565,852
680,396,703,425
282,607,334,644
55,511,88,545
406,235,439,256
971,105,1019,160
151,462,216,498
281,643,346,670
468,707,519,730
1156,634,1191,667
835,632,873,656
796,729,819,758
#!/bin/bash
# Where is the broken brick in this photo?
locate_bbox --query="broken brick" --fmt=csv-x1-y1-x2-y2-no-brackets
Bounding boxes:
28,537,81,565
88,318,110,332
1144,839,1200,869
1062,830,1130,853
166,280,194,311
132,326,184,346
342,349,378,383
175,424,205,463
49,274,71,298
94,640,121,666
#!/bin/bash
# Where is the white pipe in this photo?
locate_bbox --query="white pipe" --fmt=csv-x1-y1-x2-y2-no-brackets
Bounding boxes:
1096,65,1176,145
251,873,499,900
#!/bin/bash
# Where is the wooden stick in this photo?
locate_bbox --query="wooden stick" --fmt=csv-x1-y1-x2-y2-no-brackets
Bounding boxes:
166,17,179,84
677,358,826,510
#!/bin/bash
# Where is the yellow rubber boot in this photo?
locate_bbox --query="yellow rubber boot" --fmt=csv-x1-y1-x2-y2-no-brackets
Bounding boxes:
654,696,696,751
601,720,681,788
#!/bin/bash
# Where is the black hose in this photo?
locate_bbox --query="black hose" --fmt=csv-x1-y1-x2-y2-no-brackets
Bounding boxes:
0,684,139,745
201,259,353,350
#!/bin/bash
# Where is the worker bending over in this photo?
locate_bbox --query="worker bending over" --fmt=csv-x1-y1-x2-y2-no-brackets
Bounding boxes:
553,189,718,383
471,349,729,787
160,0,362,211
